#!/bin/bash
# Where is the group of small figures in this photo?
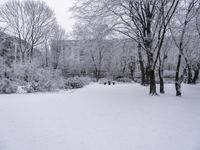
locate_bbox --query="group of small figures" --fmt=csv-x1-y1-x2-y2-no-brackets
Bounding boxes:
103,81,115,85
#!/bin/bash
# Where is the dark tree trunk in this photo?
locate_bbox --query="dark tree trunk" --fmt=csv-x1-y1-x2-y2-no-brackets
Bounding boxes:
145,67,150,85
94,69,100,82
130,69,134,80
175,54,182,96
137,42,146,85
187,64,193,84
122,65,126,75
147,52,157,95
98,70,101,81
22,51,25,64
149,69,157,95
45,54,48,67
158,66,165,94
159,75,164,94
192,69,199,84
139,59,146,85
45,44,49,67
30,44,34,62
158,56,165,94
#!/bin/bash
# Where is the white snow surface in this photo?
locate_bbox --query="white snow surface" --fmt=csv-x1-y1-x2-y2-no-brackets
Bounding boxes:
0,83,200,150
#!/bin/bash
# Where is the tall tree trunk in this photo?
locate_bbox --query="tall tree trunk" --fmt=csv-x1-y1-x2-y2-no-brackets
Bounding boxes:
98,70,101,81
45,50,48,67
94,69,99,82
122,64,126,75
186,64,192,84
175,54,182,96
45,43,49,67
159,70,164,93
130,69,134,80
147,52,157,95
30,44,34,62
149,69,157,95
137,42,146,85
21,51,25,64
192,69,199,84
145,7,156,95
158,56,165,94
145,67,150,85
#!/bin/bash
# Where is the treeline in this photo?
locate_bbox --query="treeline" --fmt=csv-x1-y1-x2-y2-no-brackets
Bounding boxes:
0,0,199,96
71,0,200,96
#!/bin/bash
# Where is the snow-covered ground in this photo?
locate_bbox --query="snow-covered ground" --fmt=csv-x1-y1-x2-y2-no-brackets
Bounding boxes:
0,83,200,150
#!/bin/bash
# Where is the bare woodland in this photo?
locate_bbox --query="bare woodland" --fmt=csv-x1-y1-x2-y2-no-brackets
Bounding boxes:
0,0,199,96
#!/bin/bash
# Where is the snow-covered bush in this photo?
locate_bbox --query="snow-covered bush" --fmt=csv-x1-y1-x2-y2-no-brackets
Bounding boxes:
116,77,132,83
99,78,109,84
77,77,93,85
11,62,64,93
64,77,92,89
64,77,84,89
0,79,17,94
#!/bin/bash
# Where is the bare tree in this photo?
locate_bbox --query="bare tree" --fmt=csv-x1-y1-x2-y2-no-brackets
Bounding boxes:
0,0,56,63
118,41,136,80
0,1,28,63
72,0,180,95
51,25,66,70
192,1,200,83
88,23,112,81
170,0,198,96
23,0,56,61
73,19,112,81
158,36,171,93
196,1,200,37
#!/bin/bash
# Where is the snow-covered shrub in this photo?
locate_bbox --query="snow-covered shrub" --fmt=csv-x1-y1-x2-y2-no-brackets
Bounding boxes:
99,78,108,84
0,56,17,93
64,77,92,89
12,62,64,93
64,77,84,89
116,77,132,83
17,86,28,93
77,77,93,85
0,79,17,94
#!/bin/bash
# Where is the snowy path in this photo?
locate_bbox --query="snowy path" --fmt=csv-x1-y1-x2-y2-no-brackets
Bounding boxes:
0,83,200,150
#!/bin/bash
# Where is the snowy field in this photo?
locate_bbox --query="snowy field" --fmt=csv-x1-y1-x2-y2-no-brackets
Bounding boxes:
0,83,200,150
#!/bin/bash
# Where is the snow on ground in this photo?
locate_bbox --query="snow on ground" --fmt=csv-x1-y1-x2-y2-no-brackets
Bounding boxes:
0,83,200,150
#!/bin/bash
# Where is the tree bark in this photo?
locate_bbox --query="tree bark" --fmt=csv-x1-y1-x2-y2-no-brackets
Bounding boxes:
159,73,164,94
187,64,193,84
21,51,25,64
175,54,182,96
192,69,199,84
147,52,157,95
149,69,157,95
158,56,165,94
130,69,134,80
45,50,48,67
137,42,146,85
145,6,157,95
45,42,49,67
30,45,34,61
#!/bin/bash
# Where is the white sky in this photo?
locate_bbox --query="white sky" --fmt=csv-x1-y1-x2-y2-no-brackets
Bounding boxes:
43,0,75,33
0,0,76,33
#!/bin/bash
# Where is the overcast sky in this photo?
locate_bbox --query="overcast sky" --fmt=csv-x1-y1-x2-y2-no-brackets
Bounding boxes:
0,0,76,33
43,0,75,33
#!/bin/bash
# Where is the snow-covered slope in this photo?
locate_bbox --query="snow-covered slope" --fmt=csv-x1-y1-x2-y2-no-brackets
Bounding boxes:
0,83,200,150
